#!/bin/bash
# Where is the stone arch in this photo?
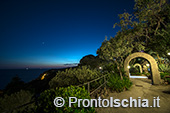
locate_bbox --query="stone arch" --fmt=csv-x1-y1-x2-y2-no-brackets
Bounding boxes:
133,63,143,73
124,52,161,85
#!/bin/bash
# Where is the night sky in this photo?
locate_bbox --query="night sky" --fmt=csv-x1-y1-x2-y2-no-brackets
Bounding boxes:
0,0,134,69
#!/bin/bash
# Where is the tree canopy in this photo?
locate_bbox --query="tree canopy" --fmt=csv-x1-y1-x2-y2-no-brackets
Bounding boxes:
97,0,170,77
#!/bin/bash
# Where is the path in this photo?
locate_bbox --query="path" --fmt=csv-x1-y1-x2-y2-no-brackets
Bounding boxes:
95,78,170,113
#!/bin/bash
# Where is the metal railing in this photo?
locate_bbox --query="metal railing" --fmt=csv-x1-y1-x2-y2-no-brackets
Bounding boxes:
77,74,109,95
2,74,109,113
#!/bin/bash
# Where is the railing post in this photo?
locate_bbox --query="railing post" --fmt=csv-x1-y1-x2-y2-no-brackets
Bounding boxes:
88,82,90,94
104,75,106,87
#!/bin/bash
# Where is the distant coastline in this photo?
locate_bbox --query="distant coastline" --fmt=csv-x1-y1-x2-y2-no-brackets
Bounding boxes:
0,69,49,90
0,66,77,90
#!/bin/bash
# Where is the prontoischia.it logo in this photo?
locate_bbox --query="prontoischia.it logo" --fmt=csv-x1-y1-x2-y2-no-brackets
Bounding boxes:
54,96,160,108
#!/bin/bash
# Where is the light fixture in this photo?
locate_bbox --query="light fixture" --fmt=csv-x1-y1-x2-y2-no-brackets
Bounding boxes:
146,64,150,67
127,66,130,69
99,67,102,70
41,73,47,80
168,52,170,55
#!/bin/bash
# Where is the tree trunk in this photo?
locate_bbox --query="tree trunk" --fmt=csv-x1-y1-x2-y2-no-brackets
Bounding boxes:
117,66,123,80
114,59,123,80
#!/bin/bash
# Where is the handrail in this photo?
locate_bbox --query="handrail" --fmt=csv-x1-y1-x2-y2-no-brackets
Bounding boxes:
3,74,109,113
77,74,108,86
77,74,109,95
90,81,108,95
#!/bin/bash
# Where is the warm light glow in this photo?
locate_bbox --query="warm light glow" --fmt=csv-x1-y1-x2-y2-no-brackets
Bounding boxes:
41,73,47,80
127,66,130,69
168,52,170,55
146,64,150,67
99,67,102,70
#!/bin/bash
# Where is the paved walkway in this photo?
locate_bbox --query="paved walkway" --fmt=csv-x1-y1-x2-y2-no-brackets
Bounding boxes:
95,78,170,113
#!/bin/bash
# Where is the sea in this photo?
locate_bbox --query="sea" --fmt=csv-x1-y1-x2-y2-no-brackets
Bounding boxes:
0,69,49,90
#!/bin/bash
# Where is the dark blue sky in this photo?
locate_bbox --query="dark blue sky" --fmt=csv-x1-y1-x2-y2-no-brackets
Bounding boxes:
0,0,134,69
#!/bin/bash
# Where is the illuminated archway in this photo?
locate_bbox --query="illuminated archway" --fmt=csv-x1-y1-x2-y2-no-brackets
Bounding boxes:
124,52,161,85
133,63,143,73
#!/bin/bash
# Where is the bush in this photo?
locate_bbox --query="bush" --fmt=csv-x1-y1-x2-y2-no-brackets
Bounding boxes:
166,78,170,84
102,63,119,74
35,85,95,113
130,72,142,75
4,76,25,95
160,72,170,84
129,67,140,74
160,72,170,79
107,73,132,92
158,63,170,72
49,66,101,88
102,63,132,92
0,90,34,113
79,55,103,69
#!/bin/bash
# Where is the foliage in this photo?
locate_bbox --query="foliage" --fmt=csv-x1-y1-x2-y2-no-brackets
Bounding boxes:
158,63,170,72
166,78,170,84
0,90,34,113
79,54,103,69
35,85,95,113
131,72,142,76
130,67,140,74
49,66,101,88
126,0,170,57
107,73,132,92
97,0,170,79
133,0,169,47
149,24,170,59
103,63,126,76
4,76,25,95
102,63,119,74
146,72,151,76
160,72,170,84
160,72,170,79
97,35,134,79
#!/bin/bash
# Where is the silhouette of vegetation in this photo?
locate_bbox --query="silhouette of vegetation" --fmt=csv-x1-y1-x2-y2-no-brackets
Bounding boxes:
0,90,34,113
4,76,25,95
49,66,101,88
79,54,104,69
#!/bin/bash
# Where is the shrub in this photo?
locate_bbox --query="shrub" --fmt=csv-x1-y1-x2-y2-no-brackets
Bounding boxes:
130,72,142,75
160,72,170,84
0,90,34,113
166,78,170,84
129,67,140,74
102,63,118,74
79,55,103,69
35,85,95,113
160,72,170,79
49,66,101,88
158,64,170,72
4,76,25,95
107,73,132,92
